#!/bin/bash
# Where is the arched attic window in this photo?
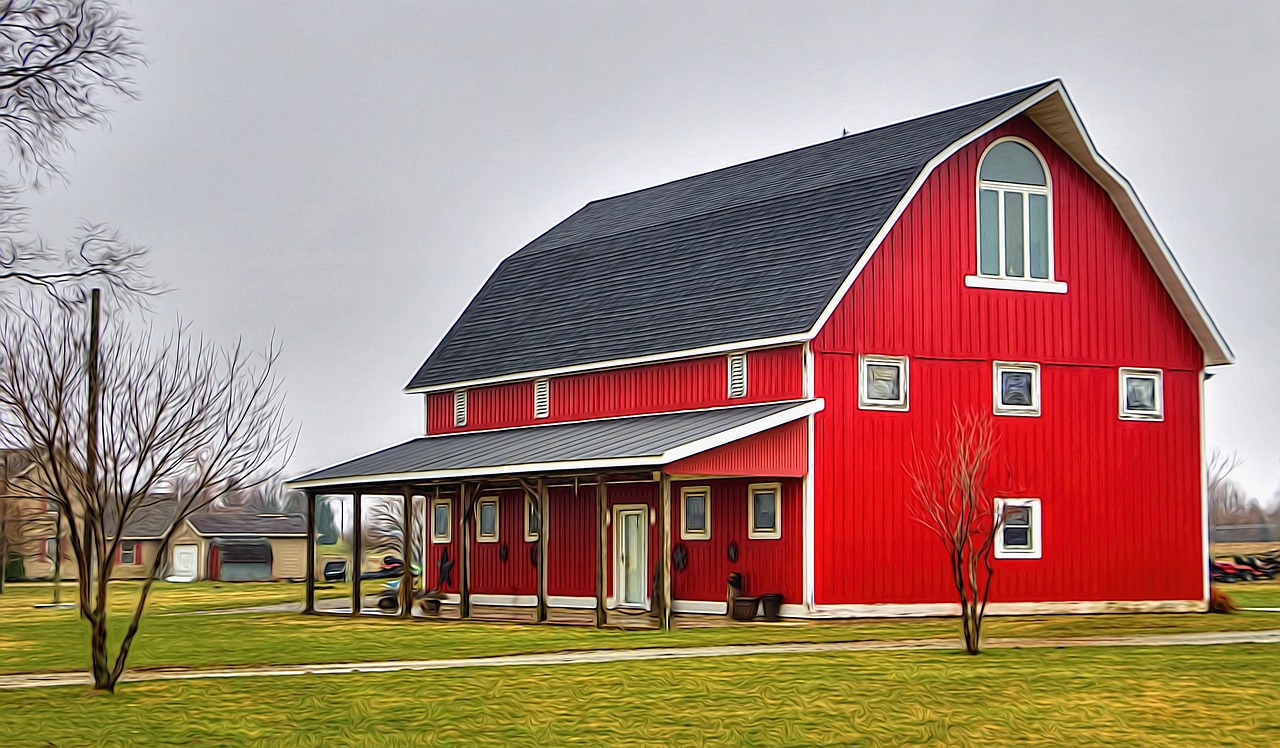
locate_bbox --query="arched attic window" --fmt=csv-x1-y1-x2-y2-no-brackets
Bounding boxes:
976,139,1054,284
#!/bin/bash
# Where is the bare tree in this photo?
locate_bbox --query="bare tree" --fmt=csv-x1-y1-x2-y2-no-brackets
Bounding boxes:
1208,449,1247,530
907,409,1004,655
0,294,293,691
0,0,154,302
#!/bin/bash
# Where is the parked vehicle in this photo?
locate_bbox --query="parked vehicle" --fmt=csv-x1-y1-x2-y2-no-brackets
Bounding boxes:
322,559,347,582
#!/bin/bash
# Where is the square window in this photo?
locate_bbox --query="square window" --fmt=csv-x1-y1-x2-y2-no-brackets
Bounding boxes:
1120,368,1163,421
994,362,1040,416
476,498,499,543
995,498,1041,558
680,487,711,540
524,495,540,542
431,498,452,544
748,483,782,540
120,541,137,565
859,355,908,410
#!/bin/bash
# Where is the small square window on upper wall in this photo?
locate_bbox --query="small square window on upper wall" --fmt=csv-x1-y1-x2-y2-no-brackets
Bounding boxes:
680,486,711,540
995,498,1042,559
453,390,468,427
533,379,550,419
993,361,1040,416
859,355,908,411
748,483,782,540
1119,368,1163,421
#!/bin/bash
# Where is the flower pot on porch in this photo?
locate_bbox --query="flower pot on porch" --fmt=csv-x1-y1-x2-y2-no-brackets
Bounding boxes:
731,595,759,621
759,593,783,622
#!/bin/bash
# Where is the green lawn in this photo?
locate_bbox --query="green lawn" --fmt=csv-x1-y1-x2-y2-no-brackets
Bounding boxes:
1,645,1276,746
0,581,1277,676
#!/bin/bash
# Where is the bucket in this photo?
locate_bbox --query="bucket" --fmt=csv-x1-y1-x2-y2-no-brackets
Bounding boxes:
731,595,759,621
759,593,784,622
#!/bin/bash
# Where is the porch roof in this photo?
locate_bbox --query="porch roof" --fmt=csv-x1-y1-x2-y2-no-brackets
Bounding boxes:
288,399,821,490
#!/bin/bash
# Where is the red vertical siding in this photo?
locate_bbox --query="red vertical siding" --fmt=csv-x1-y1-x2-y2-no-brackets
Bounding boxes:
664,421,808,478
546,484,598,598
422,491,461,594
671,478,804,605
811,115,1205,607
468,490,536,596
427,345,804,434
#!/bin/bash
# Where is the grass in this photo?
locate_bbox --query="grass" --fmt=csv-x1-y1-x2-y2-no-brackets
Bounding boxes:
1,644,1277,746
0,580,1277,677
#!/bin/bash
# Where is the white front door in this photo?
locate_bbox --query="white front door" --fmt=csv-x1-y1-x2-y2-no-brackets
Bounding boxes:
170,544,199,582
614,506,648,608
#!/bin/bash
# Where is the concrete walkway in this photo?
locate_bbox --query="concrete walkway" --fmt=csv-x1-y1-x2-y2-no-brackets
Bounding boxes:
2,628,1277,691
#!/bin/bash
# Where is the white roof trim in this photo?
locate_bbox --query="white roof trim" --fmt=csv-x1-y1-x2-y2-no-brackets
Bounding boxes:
404,333,808,394
286,399,823,489
405,82,1230,395
805,80,1231,365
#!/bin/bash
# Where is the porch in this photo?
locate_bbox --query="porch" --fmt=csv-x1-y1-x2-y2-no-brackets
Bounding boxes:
288,401,818,629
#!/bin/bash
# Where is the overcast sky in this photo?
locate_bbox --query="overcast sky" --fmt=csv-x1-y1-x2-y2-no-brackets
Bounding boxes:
22,1,1280,499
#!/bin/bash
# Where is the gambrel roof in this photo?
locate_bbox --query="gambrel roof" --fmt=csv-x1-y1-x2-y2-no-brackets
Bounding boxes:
407,81,1230,392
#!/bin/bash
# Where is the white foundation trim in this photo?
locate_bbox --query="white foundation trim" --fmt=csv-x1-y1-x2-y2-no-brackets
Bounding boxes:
547,595,597,609
800,599,1205,619
470,594,538,607
673,600,728,615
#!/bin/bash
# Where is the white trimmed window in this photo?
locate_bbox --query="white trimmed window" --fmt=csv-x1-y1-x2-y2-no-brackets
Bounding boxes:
453,390,468,427
533,378,550,419
680,486,711,540
995,498,1042,559
431,497,452,544
476,498,499,543
748,483,782,540
859,354,908,411
1119,368,1163,421
727,353,748,398
993,361,1040,416
120,541,137,565
524,495,540,542
967,138,1066,294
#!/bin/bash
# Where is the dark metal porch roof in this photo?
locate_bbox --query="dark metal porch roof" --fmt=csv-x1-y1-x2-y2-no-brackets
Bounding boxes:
288,400,820,489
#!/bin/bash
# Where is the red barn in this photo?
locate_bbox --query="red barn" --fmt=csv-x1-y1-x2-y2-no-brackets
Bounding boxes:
291,80,1231,626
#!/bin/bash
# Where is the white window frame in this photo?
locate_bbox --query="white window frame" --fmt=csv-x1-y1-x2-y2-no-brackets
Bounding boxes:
966,137,1067,294
1119,368,1164,422
120,540,137,565
679,486,712,541
533,378,550,419
475,497,499,543
523,494,540,542
747,482,782,540
994,498,1042,559
993,361,1041,417
453,389,468,427
858,354,909,411
727,352,748,399
430,497,452,544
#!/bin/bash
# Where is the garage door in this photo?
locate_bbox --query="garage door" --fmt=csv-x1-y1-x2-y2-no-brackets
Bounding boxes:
211,540,273,582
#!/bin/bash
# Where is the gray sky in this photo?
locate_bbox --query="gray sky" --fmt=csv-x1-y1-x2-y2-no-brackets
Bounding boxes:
22,1,1280,499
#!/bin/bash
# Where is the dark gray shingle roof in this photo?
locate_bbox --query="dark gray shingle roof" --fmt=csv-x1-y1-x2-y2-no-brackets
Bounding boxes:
408,83,1052,389
294,400,812,485
188,513,306,537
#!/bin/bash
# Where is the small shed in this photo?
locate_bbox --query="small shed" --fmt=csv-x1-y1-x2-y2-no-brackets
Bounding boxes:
168,513,307,582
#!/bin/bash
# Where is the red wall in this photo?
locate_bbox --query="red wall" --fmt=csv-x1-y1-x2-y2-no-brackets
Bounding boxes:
427,345,804,434
671,478,803,605
467,490,537,596
811,115,1205,607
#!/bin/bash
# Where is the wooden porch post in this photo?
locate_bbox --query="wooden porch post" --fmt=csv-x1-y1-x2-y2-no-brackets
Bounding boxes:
304,490,316,614
399,486,414,618
459,482,472,619
658,474,672,630
595,475,608,628
536,478,549,623
351,491,363,616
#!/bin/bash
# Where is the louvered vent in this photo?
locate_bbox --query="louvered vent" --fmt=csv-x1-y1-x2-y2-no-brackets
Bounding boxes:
453,390,468,427
727,353,748,398
533,378,550,419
